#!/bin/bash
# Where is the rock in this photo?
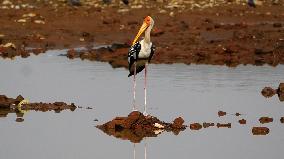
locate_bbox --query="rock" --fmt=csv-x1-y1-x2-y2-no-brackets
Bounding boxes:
261,87,276,98
280,117,284,123
235,112,241,116
218,110,226,117
34,20,45,24
217,123,231,128
259,117,273,124
15,118,24,122
202,122,214,128
67,49,76,59
278,83,284,94
15,95,24,102
190,123,202,130
96,111,186,143
17,19,27,23
239,119,246,124
252,127,269,135
172,117,184,129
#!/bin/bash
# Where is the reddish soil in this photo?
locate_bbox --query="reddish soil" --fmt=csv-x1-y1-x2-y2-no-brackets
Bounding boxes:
96,111,186,143
0,0,283,67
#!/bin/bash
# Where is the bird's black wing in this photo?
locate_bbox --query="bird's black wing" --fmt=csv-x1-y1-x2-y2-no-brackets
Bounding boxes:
148,44,155,63
128,42,141,75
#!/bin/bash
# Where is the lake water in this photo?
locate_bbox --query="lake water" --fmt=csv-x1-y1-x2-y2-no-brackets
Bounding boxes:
0,50,284,159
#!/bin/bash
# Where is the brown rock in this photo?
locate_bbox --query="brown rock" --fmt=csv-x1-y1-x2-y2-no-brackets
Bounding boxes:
217,123,231,128
123,111,144,129
203,122,214,128
259,117,273,124
280,117,284,123
190,123,202,130
278,83,284,94
15,118,24,122
261,87,276,98
218,111,226,117
252,127,269,135
239,119,246,124
67,49,76,59
172,117,184,129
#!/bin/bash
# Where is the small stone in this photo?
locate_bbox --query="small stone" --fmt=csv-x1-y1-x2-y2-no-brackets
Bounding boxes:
217,123,231,128
261,87,276,98
17,19,27,23
239,119,246,124
218,110,226,117
280,117,284,123
190,123,202,130
172,117,184,129
259,117,273,124
34,20,45,24
252,127,269,135
202,122,214,128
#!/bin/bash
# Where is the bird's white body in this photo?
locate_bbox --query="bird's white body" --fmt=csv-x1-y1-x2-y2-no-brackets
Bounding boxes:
138,39,153,59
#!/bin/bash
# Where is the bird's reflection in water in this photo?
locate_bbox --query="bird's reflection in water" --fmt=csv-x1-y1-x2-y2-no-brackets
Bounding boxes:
133,138,148,159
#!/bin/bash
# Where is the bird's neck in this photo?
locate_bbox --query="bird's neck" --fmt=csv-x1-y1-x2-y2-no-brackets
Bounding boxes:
144,26,152,44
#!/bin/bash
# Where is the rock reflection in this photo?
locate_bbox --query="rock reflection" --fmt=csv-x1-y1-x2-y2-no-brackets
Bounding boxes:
96,111,186,143
0,94,77,122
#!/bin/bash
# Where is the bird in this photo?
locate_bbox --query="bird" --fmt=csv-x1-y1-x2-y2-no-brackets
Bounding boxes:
127,16,155,116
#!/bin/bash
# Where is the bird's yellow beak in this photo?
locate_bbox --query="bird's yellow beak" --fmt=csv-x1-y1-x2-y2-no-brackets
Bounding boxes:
132,22,149,46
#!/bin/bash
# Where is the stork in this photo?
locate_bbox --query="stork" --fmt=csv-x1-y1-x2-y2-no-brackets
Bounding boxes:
128,16,155,116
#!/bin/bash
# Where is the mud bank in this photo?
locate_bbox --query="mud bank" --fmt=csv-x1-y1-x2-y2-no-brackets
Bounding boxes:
0,0,283,67
96,111,186,143
261,83,284,101
0,94,77,122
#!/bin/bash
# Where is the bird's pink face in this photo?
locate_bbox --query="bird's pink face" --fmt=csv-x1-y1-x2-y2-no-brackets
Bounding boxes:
132,16,153,46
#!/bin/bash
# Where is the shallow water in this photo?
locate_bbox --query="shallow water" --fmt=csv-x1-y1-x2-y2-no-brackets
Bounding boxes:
0,50,284,159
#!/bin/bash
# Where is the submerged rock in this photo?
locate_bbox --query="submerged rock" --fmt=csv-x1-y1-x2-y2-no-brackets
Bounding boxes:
96,111,186,143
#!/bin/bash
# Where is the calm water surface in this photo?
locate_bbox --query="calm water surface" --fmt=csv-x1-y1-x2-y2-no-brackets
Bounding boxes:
0,50,284,159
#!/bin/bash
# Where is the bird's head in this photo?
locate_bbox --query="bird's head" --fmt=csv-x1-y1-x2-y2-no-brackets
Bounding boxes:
132,16,154,46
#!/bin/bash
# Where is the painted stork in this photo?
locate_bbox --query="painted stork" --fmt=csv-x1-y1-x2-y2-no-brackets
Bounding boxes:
128,16,155,116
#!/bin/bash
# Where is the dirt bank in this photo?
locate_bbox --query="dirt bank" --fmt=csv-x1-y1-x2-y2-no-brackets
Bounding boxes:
0,0,283,67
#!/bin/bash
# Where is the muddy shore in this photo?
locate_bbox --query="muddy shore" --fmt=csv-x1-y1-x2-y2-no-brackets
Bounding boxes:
0,94,77,122
0,0,283,67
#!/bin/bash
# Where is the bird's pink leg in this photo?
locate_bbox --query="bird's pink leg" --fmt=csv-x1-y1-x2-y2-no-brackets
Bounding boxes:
143,62,148,116
133,62,137,111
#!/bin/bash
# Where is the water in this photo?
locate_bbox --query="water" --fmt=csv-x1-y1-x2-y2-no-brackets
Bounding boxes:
0,50,284,159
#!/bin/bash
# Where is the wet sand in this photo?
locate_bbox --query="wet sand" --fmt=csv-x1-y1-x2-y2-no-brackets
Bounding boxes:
0,0,283,67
